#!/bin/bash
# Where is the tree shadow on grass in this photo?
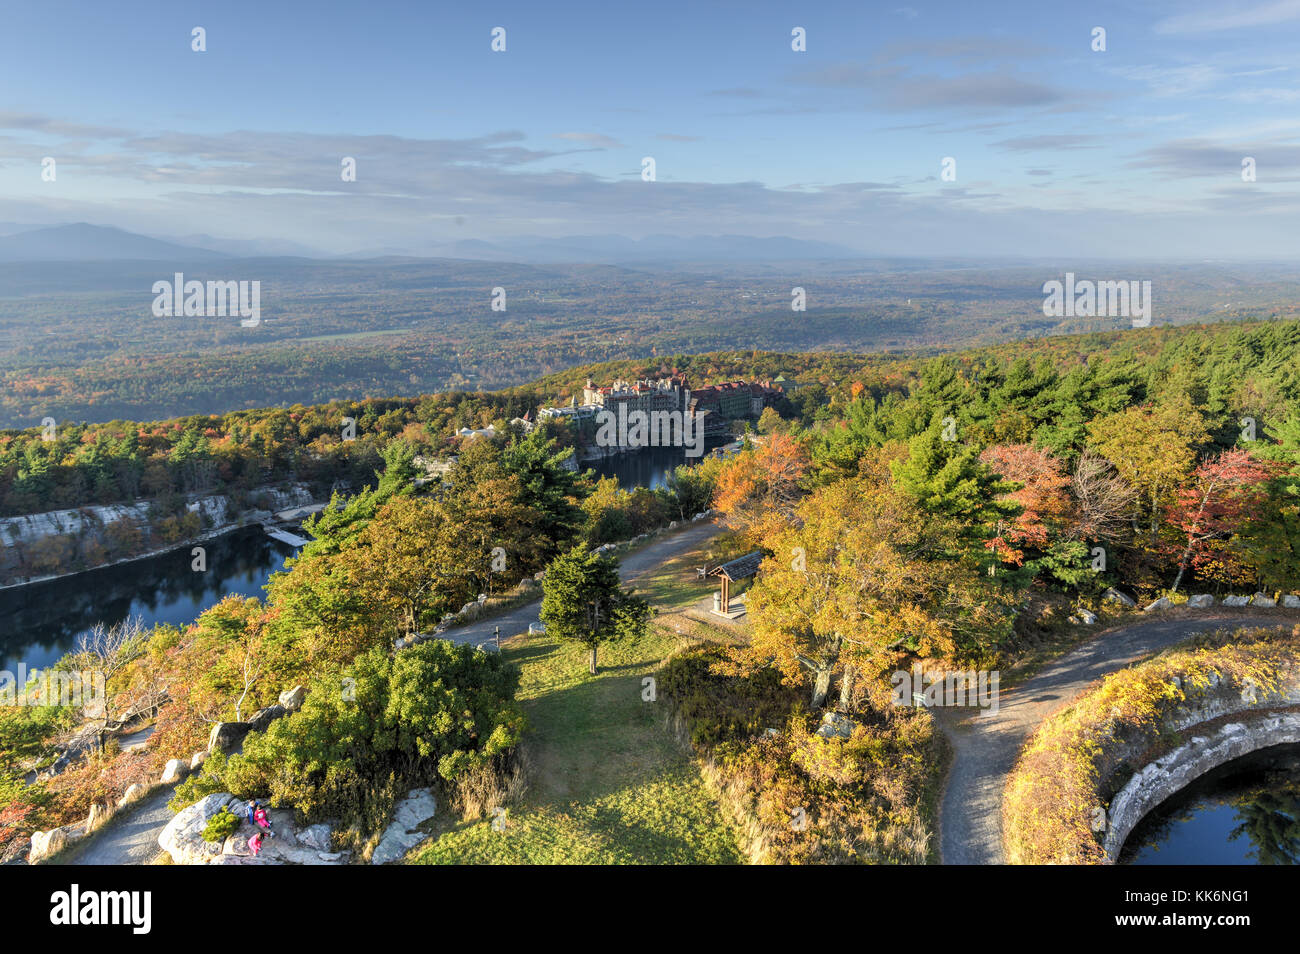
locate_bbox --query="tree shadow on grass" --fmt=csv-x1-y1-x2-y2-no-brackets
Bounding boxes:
522,672,685,806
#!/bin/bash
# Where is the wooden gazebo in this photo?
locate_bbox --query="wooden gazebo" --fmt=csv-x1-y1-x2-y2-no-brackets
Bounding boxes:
708,551,763,618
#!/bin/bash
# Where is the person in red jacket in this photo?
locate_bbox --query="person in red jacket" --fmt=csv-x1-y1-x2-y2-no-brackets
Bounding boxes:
248,831,264,857
253,805,271,830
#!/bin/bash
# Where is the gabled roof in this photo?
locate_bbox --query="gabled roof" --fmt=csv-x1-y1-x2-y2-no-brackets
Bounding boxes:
709,550,764,581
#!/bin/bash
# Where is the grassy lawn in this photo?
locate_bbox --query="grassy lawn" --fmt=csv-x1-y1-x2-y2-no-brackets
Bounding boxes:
626,536,718,609
411,624,742,865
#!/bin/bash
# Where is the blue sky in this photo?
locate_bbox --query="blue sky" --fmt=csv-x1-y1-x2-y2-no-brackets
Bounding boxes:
3,0,1300,258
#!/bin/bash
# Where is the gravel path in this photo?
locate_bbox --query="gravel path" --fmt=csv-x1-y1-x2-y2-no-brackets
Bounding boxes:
60,786,176,866
935,609,1298,865
444,520,723,649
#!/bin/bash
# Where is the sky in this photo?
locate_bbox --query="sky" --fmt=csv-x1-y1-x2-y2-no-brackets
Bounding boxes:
2,0,1300,259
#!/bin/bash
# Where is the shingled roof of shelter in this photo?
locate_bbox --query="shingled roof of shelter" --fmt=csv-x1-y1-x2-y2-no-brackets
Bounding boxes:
709,551,764,581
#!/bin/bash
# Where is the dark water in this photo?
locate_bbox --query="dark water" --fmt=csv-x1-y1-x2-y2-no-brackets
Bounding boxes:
0,528,295,674
586,436,731,491
0,442,727,673
1120,744,1300,865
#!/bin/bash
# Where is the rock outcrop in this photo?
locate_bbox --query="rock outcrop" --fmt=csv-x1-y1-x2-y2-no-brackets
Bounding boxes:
28,828,70,863
278,685,307,711
158,792,348,865
247,704,287,733
1102,588,1136,607
371,788,438,864
207,721,251,754
158,793,237,865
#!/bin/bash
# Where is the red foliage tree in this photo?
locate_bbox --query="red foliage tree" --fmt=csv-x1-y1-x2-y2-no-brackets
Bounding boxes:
979,443,1074,565
1166,448,1274,593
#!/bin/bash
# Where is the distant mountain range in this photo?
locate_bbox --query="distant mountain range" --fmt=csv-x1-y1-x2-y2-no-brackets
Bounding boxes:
0,224,229,262
0,223,863,264
361,233,867,263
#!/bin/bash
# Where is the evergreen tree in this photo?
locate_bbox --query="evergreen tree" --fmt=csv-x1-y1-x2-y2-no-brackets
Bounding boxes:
540,544,649,674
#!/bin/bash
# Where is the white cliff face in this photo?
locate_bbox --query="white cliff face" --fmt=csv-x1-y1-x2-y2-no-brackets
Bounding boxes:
0,495,230,548
1,502,150,547
0,482,318,587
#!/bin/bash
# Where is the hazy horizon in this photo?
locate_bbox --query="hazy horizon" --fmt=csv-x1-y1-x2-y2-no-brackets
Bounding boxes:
4,0,1300,260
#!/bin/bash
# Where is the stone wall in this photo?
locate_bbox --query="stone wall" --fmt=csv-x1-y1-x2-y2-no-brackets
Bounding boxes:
1103,710,1300,861
1096,675,1300,862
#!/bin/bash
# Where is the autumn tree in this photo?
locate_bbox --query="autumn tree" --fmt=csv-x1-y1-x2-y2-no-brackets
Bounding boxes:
746,476,1005,710
1236,414,1300,589
712,432,809,543
1166,449,1273,593
979,444,1074,565
1086,398,1209,545
344,495,480,639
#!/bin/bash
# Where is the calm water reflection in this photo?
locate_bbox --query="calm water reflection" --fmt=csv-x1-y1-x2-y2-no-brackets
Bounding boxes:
586,437,730,491
1121,744,1300,865
0,528,294,674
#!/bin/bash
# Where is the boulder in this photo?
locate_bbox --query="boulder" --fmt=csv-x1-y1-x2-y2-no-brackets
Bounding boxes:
371,788,438,865
190,750,207,771
1102,587,1137,607
1222,595,1250,607
158,792,242,865
668,521,679,529
86,802,113,830
160,758,188,784
1284,595,1300,609
1077,608,1098,625
29,828,68,863
248,704,288,733
278,685,307,711
1187,594,1214,608
814,711,857,740
119,783,146,807
207,721,251,754
1143,597,1172,613
528,622,546,635
1252,593,1276,608
297,824,333,851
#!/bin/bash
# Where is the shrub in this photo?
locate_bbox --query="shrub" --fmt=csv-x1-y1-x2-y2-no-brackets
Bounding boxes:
169,751,230,813
222,640,524,839
658,645,944,864
201,807,239,843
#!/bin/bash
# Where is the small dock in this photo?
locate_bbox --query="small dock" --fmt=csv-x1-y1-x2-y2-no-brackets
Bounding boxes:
264,526,311,548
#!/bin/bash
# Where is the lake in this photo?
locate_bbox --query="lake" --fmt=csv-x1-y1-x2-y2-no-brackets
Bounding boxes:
0,527,296,675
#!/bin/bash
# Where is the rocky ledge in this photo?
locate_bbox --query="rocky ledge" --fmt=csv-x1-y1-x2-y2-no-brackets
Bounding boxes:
158,792,348,865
